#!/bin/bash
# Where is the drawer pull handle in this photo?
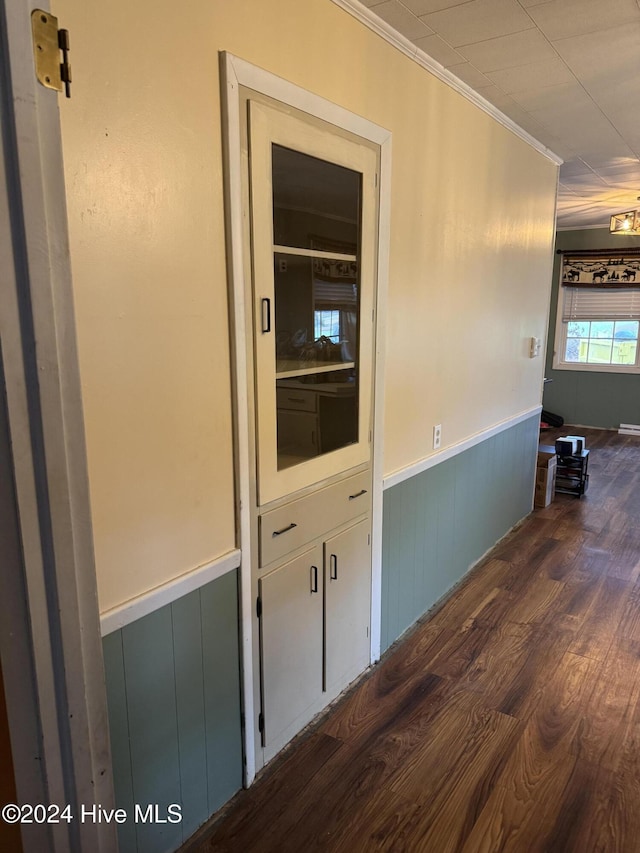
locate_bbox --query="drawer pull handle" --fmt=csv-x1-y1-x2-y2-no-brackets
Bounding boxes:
287,396,306,403
348,489,367,501
272,522,297,538
330,554,338,581
311,565,318,593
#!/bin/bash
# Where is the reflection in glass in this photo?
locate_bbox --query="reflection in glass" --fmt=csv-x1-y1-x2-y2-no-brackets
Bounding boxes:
273,253,359,376
276,375,358,470
273,250,360,469
271,144,362,471
272,145,361,250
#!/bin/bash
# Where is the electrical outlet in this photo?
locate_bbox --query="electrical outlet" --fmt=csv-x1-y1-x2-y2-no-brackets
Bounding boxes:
433,424,442,450
278,258,288,273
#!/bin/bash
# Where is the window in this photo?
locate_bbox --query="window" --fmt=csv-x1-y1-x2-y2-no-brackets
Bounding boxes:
554,253,640,374
314,309,341,341
564,320,638,366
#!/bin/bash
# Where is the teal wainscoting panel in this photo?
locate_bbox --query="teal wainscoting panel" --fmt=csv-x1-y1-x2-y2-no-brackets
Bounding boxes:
201,570,243,815
102,570,243,853
171,590,208,841
381,414,539,652
434,459,456,601
123,607,183,853
102,631,137,853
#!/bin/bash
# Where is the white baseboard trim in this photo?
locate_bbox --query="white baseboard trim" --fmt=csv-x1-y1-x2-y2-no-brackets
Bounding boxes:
383,406,542,491
619,423,640,436
100,549,242,636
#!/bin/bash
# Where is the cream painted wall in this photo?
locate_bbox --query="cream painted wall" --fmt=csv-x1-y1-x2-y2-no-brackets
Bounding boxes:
53,0,558,610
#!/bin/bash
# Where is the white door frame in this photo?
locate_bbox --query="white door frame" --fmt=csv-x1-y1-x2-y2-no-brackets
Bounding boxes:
0,3,116,851
220,52,391,785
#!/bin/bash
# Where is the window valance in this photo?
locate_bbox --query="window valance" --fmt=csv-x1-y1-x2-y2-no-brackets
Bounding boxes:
561,252,640,288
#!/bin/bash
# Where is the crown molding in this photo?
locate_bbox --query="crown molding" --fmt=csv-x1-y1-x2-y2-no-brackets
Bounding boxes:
330,0,563,167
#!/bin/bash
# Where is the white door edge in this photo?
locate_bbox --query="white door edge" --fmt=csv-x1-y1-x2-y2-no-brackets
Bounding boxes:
1,2,116,850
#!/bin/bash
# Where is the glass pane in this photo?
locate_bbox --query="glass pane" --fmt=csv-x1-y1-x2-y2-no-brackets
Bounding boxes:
274,252,359,376
272,145,361,251
614,320,639,340
276,374,358,470
591,321,614,338
567,321,590,338
612,340,637,364
565,338,588,362
271,145,362,473
611,321,638,365
274,247,360,470
587,339,612,363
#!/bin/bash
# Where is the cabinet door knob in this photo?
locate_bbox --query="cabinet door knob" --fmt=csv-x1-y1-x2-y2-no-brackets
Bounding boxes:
310,565,318,593
272,522,297,537
348,489,367,501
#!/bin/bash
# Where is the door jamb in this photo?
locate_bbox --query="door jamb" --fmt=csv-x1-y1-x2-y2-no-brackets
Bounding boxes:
0,2,116,850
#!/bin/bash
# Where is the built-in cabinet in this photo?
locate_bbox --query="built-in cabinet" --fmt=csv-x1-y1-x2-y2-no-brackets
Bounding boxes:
259,515,370,760
242,93,380,769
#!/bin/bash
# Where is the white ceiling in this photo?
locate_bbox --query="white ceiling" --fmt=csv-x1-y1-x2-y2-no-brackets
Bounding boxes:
360,0,640,229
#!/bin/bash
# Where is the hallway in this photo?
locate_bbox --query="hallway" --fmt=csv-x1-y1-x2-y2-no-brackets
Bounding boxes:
186,427,640,853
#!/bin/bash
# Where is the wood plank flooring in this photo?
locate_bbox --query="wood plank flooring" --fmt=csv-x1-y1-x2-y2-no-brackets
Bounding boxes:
185,428,640,853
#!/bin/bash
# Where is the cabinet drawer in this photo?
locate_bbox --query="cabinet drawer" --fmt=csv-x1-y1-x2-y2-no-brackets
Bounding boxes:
276,387,317,412
259,470,370,567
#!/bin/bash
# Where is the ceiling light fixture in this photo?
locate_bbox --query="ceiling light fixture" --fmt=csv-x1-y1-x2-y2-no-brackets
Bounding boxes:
609,210,640,235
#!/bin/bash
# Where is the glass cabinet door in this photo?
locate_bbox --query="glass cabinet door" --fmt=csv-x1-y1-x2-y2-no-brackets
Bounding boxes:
249,101,378,506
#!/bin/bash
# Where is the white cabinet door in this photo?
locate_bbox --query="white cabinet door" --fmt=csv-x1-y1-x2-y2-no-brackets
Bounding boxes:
249,99,378,506
259,544,323,760
324,519,371,698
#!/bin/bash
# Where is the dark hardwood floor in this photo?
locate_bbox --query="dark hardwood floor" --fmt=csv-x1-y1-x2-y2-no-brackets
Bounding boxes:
186,427,640,853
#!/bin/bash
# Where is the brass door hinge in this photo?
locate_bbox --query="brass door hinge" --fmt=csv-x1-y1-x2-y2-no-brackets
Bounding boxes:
31,10,71,98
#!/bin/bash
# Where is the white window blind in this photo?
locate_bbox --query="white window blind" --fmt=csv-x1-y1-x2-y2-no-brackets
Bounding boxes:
313,280,357,308
561,287,640,321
